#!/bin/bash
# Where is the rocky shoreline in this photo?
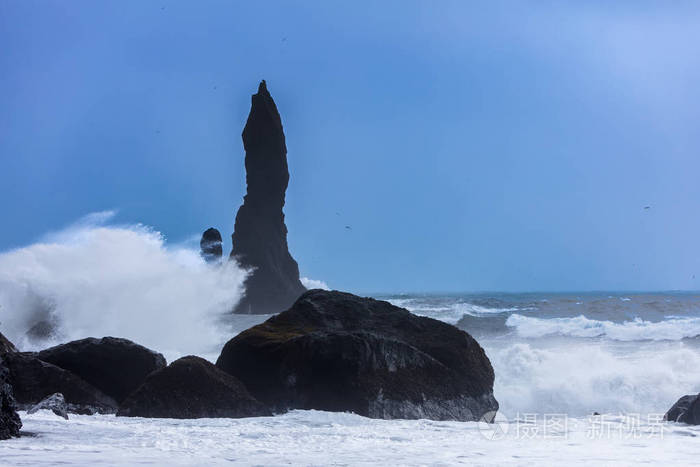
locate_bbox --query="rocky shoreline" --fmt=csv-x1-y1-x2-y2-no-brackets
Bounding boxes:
1,290,498,436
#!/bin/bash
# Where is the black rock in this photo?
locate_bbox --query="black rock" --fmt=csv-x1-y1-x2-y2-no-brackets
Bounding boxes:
3,352,117,414
665,393,700,424
200,228,223,263
27,392,69,420
36,337,166,403
118,356,270,419
0,355,22,440
0,331,17,355
216,289,499,421
230,80,306,314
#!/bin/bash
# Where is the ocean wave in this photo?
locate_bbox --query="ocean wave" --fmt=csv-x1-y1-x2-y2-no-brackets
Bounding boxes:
0,212,248,362
300,277,330,290
489,341,700,417
505,313,700,341
388,298,523,325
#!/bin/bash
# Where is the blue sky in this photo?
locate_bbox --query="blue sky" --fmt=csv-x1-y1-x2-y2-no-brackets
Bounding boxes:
1,1,700,293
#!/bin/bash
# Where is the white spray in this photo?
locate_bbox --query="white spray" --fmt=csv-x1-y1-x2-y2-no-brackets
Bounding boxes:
0,212,248,362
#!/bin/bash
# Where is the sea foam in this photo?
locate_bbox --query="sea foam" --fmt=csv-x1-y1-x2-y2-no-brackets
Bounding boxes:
505,313,700,341
489,340,700,417
0,212,248,362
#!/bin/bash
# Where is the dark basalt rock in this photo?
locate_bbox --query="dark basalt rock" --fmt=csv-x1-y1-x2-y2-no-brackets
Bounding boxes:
27,392,69,420
230,80,306,314
665,393,700,424
0,331,17,355
216,289,499,421
118,356,270,419
0,355,22,440
36,337,166,403
200,228,223,263
3,352,117,414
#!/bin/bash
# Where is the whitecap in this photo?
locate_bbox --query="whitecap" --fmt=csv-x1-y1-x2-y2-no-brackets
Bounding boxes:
505,313,700,341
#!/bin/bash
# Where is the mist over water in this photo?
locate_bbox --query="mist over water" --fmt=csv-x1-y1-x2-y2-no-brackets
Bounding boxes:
0,212,250,362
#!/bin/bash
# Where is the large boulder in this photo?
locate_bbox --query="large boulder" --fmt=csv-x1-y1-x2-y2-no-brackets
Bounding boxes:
36,337,166,403
216,290,499,421
230,80,306,314
118,356,269,419
0,356,22,440
3,352,117,414
665,394,700,424
200,228,223,263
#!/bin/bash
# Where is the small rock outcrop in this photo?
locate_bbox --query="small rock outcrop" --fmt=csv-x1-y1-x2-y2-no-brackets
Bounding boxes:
216,289,498,421
27,392,69,420
665,394,700,424
0,331,17,355
4,352,117,414
0,355,22,439
118,356,269,419
230,80,306,314
200,228,223,263
36,337,166,403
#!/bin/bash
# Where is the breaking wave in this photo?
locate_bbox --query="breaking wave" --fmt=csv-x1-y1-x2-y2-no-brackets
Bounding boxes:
0,211,248,362
388,298,522,324
385,294,700,417
490,341,700,417
300,277,330,290
506,313,700,341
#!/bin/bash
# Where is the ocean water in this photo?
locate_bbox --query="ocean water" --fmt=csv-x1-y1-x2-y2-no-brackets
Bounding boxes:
383,293,700,419
4,409,699,466
3,282,700,464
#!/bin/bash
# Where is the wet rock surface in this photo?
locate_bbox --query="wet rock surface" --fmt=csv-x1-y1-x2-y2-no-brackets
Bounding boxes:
4,352,117,414
0,355,22,439
0,332,17,355
118,356,269,419
665,393,700,424
217,289,498,421
36,337,166,403
27,392,69,420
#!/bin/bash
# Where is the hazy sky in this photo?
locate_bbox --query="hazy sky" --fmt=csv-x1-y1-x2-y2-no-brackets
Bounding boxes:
2,1,700,293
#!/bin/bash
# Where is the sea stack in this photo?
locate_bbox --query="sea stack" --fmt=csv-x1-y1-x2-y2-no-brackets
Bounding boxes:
200,228,223,263
230,80,305,314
